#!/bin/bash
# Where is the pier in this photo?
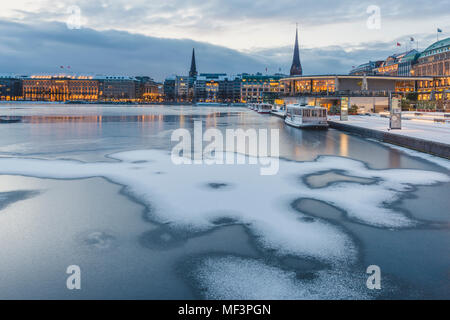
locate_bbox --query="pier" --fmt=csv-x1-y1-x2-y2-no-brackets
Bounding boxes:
327,115,450,159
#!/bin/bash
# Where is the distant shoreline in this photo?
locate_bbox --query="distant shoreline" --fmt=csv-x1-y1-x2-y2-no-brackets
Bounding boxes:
0,101,249,107
0,100,191,106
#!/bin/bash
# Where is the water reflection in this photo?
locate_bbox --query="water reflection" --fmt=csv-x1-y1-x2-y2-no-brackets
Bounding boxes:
340,134,349,157
389,149,402,168
0,108,446,172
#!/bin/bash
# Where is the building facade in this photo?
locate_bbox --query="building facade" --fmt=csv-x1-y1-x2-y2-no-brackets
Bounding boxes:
175,76,190,102
68,78,99,101
194,73,241,103
352,39,450,78
162,76,193,102
410,38,450,109
281,75,432,112
0,75,23,100
374,50,420,76
97,76,138,101
412,38,450,77
416,77,450,107
21,75,162,102
240,74,286,103
218,76,241,103
163,48,242,103
164,72,287,104
349,61,383,76
136,76,163,102
163,76,176,102
22,75,99,102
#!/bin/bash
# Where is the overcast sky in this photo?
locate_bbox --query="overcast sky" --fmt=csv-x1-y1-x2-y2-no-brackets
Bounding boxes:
0,0,449,80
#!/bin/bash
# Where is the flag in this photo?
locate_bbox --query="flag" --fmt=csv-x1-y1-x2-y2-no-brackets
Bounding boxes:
60,66,64,69
396,42,401,47
67,66,71,69
437,28,442,33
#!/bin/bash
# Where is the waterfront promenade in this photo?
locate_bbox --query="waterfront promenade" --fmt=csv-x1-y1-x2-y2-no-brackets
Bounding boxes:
327,115,450,159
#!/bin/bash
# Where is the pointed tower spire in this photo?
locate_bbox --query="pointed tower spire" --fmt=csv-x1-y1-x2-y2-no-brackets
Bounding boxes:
189,48,198,78
290,24,303,76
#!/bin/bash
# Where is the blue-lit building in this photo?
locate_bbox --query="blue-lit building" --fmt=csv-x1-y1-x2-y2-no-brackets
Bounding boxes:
194,73,241,103
397,51,421,76
349,61,383,76
0,75,23,100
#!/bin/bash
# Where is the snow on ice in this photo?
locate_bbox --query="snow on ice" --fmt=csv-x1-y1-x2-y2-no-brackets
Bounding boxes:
0,150,448,266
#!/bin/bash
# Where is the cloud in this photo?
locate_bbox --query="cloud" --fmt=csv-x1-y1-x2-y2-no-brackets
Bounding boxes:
3,0,449,50
0,20,269,80
10,0,450,29
0,18,447,80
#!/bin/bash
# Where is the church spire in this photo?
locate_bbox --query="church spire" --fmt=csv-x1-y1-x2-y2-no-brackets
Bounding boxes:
290,25,303,76
189,48,197,78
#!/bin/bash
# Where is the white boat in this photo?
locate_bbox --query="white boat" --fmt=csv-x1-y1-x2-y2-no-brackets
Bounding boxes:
257,103,272,114
285,104,328,129
271,104,286,118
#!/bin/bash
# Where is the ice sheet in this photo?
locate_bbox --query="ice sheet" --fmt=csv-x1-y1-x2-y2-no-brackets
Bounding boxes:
0,150,448,265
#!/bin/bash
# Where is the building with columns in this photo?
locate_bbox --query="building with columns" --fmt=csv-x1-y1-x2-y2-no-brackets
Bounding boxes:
22,75,99,102
280,75,433,112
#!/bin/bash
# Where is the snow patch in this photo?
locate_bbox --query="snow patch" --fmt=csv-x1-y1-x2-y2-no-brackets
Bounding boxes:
193,256,371,300
0,150,448,264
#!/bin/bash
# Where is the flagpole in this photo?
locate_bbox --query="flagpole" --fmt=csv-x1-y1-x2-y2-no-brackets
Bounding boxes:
437,28,443,42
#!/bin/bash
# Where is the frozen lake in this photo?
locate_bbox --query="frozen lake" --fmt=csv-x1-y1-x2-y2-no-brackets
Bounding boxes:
0,104,449,299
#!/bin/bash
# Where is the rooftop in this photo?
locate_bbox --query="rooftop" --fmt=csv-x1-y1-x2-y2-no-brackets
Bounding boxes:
420,37,450,58
381,50,420,67
93,75,136,81
281,74,433,81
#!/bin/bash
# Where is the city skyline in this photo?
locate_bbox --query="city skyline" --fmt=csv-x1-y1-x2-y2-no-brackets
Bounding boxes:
0,1,449,80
